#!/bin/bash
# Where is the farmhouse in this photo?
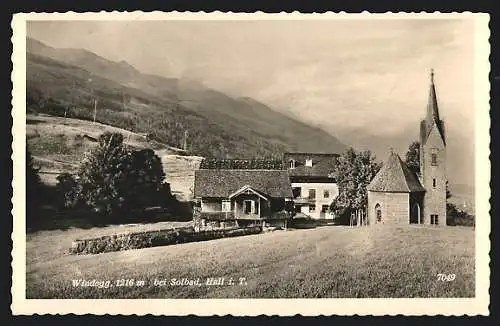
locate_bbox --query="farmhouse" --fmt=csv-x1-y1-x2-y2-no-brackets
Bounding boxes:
193,169,294,228
284,153,339,219
367,69,447,226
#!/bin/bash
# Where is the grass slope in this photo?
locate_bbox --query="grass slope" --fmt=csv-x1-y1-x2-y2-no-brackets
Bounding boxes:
27,114,203,200
26,225,474,298
27,37,347,159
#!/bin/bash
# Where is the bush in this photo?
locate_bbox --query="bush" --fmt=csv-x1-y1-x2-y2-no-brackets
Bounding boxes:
69,226,263,255
447,203,475,227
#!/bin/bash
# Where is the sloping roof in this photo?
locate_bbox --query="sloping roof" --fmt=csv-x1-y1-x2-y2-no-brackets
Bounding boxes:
367,151,425,193
283,152,339,178
194,169,293,198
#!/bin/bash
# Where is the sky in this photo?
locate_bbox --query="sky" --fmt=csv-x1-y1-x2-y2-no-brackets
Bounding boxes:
27,18,476,187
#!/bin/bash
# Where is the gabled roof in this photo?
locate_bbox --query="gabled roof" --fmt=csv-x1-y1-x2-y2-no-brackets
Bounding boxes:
283,152,339,178
229,185,269,200
194,169,293,198
367,151,425,193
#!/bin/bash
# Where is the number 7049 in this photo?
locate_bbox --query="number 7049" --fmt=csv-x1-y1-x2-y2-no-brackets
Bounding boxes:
437,273,456,281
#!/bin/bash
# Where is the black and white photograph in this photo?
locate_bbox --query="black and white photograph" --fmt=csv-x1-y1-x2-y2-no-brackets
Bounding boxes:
11,12,490,316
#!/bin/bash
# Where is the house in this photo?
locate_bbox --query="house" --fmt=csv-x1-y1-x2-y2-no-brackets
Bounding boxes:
367,69,447,226
283,152,340,219
193,169,294,228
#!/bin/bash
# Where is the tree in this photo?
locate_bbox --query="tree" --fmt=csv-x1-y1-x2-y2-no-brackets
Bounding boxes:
58,132,171,219
330,148,381,225
26,148,42,225
404,141,420,175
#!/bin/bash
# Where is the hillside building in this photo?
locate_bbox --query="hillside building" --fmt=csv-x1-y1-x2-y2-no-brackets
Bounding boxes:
193,169,294,228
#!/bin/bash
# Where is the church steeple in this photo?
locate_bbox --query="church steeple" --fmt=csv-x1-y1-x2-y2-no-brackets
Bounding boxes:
426,68,441,128
421,68,445,146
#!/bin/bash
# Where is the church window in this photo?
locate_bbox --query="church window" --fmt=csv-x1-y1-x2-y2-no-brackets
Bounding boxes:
431,148,438,166
289,159,296,169
433,178,436,188
375,203,382,223
431,214,439,225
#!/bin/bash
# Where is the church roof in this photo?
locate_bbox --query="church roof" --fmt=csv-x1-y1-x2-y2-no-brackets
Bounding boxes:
367,151,425,193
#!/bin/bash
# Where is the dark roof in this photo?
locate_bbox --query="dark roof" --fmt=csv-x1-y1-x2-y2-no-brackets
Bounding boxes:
367,151,425,193
283,152,339,178
194,169,293,198
199,158,284,170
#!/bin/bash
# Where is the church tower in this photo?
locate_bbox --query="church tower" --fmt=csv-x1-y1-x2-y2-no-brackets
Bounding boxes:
419,69,447,226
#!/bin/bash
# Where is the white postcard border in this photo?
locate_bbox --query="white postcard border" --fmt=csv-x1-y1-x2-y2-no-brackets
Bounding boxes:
11,11,491,316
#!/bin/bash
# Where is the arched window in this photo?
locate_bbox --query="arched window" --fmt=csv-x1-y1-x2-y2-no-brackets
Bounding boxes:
289,159,296,169
375,203,382,223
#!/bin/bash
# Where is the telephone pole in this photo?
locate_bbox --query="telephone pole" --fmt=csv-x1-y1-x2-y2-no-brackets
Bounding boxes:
183,130,188,151
93,98,98,124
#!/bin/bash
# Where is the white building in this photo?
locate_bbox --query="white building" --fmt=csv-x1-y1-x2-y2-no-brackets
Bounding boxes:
283,153,339,219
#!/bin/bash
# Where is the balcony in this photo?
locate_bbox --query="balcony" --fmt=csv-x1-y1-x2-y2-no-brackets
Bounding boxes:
293,197,315,205
199,211,235,221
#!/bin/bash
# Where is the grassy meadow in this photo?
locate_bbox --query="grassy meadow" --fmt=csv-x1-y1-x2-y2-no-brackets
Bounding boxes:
26,224,475,298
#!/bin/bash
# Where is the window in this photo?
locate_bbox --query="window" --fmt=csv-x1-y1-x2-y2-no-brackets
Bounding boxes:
433,178,436,188
254,201,259,214
308,189,316,199
289,159,296,169
431,214,439,225
292,187,301,198
222,200,231,212
309,204,316,213
321,205,329,213
323,190,330,198
244,201,252,214
305,159,313,167
375,203,382,223
431,148,438,166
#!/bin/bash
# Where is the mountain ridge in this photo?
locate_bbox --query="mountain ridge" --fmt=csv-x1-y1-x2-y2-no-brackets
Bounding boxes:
26,37,347,158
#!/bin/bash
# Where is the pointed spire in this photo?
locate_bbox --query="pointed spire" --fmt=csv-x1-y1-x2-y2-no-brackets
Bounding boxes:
426,68,440,126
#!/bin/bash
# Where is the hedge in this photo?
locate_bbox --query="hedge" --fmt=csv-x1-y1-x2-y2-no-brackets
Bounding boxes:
70,225,262,255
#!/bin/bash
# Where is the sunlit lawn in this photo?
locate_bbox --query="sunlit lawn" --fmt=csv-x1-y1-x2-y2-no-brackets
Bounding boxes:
26,224,475,298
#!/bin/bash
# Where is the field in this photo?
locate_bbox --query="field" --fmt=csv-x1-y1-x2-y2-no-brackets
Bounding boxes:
26,224,475,298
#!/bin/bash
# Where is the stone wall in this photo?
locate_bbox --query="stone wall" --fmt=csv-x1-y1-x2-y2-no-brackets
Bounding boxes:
368,191,410,225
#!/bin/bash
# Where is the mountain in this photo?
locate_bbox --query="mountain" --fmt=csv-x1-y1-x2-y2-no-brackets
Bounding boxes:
26,38,347,158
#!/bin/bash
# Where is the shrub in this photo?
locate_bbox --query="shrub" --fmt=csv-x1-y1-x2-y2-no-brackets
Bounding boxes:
69,226,263,255
447,203,475,227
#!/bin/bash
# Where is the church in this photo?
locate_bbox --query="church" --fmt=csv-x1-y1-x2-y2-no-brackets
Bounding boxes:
367,70,447,226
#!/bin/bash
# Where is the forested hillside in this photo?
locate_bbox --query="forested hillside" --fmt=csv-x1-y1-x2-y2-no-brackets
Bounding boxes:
27,38,347,158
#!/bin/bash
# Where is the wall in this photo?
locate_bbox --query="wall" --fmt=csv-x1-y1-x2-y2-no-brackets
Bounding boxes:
233,194,269,219
201,198,222,212
291,182,338,219
421,123,447,226
367,191,410,225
